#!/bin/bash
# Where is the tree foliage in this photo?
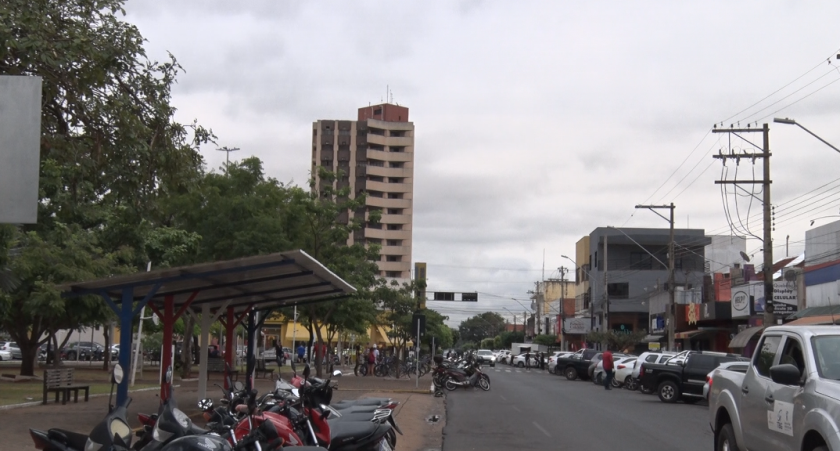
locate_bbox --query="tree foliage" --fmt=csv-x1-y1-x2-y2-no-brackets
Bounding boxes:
585,330,648,352
458,312,506,344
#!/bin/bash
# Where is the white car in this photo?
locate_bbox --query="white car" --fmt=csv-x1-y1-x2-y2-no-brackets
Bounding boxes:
0,349,11,361
548,352,574,373
592,355,635,385
630,351,678,380
613,358,638,388
512,352,539,368
476,349,496,366
702,360,750,401
496,350,511,364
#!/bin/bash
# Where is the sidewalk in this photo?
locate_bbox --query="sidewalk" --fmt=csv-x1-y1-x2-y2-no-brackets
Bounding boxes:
4,371,443,451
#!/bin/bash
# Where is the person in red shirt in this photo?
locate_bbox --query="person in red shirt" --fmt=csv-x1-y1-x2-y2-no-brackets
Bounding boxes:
602,347,615,390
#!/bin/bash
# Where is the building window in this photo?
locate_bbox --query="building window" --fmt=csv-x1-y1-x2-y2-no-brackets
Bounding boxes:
387,208,402,215
368,176,384,182
369,128,385,136
388,161,404,168
607,282,629,299
368,191,383,198
373,108,382,115
389,146,405,152
390,130,406,137
388,177,404,183
386,271,400,278
387,224,402,231
386,255,401,262
386,240,401,246
367,238,382,245
369,144,385,151
368,160,384,167
367,222,383,229
387,193,403,199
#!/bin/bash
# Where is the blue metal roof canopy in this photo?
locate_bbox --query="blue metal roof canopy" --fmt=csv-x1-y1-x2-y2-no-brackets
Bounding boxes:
60,250,355,405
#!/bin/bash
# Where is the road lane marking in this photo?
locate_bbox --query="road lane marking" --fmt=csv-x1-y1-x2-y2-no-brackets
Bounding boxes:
505,369,511,372
533,421,551,437
512,405,521,412
499,395,507,401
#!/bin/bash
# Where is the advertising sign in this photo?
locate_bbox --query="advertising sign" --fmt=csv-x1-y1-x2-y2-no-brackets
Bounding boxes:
563,317,591,335
731,282,764,319
773,282,798,315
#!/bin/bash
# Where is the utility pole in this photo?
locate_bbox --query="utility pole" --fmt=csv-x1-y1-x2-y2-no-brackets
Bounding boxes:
560,266,567,351
635,203,676,351
603,234,609,335
536,281,542,336
713,123,774,328
217,146,241,165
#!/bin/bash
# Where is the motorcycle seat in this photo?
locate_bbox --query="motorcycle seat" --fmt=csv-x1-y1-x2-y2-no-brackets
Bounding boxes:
48,428,88,450
329,420,379,444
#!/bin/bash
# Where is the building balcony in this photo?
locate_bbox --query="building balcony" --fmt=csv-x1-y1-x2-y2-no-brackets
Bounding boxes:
366,149,412,162
367,118,413,131
381,213,411,225
381,245,411,256
365,228,411,241
366,197,411,209
377,260,411,272
365,165,412,178
365,180,412,193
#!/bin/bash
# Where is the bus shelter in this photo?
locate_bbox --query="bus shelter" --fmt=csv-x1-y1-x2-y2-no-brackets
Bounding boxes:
60,250,355,405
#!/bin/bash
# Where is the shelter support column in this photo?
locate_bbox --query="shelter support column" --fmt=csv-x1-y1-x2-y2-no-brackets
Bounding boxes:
225,306,234,390
160,295,174,400
117,287,135,405
198,304,210,402
245,309,257,392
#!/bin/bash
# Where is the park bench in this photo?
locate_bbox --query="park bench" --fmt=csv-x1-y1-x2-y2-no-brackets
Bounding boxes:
43,368,90,405
255,358,275,379
206,358,238,381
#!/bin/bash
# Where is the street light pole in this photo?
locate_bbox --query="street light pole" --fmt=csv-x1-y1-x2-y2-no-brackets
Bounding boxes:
774,117,840,154
632,205,676,351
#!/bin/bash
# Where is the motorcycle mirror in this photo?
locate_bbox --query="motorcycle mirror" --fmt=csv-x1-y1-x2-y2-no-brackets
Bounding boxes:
332,370,342,378
233,381,245,392
112,364,124,384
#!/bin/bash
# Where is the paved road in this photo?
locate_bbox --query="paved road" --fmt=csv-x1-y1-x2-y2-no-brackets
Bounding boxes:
443,367,713,451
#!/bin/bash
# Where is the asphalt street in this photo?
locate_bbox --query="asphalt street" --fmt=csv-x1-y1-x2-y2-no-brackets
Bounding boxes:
442,367,713,451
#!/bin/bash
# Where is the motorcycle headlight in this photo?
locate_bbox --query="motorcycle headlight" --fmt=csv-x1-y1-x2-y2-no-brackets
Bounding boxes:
83,438,102,451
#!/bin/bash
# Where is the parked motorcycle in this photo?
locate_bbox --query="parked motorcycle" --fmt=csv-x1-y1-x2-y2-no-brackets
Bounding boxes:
434,355,490,391
30,364,134,451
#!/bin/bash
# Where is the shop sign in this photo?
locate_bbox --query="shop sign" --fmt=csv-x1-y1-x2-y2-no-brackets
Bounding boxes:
563,317,591,334
773,281,798,315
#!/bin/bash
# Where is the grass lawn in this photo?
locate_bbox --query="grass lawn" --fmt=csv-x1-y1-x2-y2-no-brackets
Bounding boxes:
0,367,160,406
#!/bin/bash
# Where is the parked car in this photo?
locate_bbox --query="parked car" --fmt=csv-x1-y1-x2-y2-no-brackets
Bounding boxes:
512,352,539,368
592,355,634,385
61,341,116,361
640,350,746,404
0,341,22,359
496,350,511,364
702,360,748,401
555,349,601,380
629,351,678,391
0,348,11,361
709,325,840,451
614,358,639,389
476,349,496,366
587,353,603,379
548,351,574,373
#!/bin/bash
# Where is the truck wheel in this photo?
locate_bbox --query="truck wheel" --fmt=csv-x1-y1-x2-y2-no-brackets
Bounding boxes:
564,367,578,381
658,380,681,403
715,423,740,451
624,376,638,391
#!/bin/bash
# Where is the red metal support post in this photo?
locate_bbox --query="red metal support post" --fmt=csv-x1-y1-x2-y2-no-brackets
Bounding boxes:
225,306,235,390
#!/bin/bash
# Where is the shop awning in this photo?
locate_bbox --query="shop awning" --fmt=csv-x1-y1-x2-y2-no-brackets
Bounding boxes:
729,326,765,348
787,315,840,326
641,334,665,343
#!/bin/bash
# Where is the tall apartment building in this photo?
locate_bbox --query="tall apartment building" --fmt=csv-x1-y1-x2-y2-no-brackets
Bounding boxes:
311,103,414,280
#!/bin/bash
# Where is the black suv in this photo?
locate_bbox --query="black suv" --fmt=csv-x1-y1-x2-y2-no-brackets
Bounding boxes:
639,351,747,404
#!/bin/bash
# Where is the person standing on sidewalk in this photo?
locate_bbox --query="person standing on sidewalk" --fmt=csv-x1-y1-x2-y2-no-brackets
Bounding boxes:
525,351,531,369
602,347,615,390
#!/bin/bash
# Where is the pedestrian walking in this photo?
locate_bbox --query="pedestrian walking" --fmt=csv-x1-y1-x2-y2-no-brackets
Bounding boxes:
296,343,305,363
367,346,376,376
525,351,531,369
539,352,545,370
273,339,283,367
602,347,615,390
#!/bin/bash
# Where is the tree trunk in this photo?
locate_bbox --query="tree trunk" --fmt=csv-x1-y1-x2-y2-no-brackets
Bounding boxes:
181,313,195,379
102,324,111,372
10,323,44,376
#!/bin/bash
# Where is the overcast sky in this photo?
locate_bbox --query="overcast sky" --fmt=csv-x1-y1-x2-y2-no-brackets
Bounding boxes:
123,1,840,327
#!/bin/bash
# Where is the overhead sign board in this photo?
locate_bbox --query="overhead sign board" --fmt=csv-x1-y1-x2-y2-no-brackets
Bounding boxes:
773,281,798,315
731,282,764,319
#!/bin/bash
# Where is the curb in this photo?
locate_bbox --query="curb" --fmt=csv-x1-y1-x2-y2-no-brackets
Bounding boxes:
337,388,433,394
0,385,175,411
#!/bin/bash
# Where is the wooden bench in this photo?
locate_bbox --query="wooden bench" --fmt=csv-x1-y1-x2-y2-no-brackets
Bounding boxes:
255,358,275,379
43,368,90,405
206,358,238,381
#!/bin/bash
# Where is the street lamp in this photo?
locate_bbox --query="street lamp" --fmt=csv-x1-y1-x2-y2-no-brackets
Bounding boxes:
773,117,840,154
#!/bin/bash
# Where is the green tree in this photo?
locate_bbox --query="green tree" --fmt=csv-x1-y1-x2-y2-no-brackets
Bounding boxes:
533,334,558,346
585,330,648,352
0,0,212,375
458,312,506,344
498,330,525,348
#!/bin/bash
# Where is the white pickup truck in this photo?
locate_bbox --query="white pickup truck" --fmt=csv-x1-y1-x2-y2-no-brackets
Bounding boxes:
708,325,840,451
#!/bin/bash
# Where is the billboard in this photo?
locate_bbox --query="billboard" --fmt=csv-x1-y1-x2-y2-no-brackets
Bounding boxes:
0,76,42,223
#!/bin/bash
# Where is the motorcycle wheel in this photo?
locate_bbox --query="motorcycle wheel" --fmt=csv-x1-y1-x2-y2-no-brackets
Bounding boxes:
444,378,458,391
478,375,490,391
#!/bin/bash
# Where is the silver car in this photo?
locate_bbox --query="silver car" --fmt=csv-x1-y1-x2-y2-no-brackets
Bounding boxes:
0,341,22,359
